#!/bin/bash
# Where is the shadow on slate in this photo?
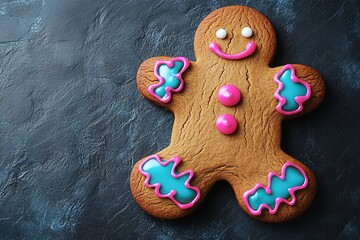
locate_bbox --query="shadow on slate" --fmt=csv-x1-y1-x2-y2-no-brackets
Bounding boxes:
0,0,359,239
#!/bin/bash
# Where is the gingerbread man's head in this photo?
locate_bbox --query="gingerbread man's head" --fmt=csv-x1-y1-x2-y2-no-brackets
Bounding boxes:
194,6,276,65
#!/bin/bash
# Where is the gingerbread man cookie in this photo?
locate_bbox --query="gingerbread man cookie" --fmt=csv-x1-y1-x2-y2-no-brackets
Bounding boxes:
130,6,325,222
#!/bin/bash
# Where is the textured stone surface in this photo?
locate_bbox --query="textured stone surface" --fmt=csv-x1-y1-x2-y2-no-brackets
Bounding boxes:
0,0,359,239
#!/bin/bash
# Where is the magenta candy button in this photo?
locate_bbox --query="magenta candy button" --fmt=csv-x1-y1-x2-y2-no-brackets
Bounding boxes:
218,84,241,106
216,114,238,135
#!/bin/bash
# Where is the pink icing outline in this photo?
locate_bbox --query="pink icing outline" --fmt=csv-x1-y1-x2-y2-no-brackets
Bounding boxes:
274,64,311,115
209,41,257,60
148,57,190,103
243,162,308,216
138,154,201,210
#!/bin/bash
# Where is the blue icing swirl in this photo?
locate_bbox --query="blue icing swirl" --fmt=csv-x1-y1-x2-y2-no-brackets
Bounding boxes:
142,158,197,204
154,61,184,98
279,69,307,111
248,166,305,211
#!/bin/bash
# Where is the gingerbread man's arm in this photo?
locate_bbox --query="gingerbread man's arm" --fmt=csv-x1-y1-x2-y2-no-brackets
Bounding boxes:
270,64,325,116
137,56,192,111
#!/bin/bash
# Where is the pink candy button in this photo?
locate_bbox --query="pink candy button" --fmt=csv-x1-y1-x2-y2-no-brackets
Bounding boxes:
218,84,241,106
216,114,238,135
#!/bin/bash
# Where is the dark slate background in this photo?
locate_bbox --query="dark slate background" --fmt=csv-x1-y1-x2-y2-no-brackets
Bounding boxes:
0,0,359,239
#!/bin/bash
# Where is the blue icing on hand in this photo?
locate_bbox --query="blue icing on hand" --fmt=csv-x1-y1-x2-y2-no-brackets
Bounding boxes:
278,69,307,111
248,166,306,211
148,57,190,103
154,61,184,98
142,158,197,204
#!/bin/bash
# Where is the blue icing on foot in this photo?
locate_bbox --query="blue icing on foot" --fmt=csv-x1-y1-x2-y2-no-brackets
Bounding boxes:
142,158,197,204
248,166,305,211
154,61,184,98
278,69,308,111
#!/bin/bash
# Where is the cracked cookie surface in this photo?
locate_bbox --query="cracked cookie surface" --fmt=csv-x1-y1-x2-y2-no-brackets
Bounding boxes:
130,6,325,222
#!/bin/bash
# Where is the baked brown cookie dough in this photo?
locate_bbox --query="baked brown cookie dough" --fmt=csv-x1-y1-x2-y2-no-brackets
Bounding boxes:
130,6,325,222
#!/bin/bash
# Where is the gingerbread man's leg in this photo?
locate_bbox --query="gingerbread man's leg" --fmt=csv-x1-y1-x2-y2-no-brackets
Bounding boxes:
225,153,316,222
130,147,216,219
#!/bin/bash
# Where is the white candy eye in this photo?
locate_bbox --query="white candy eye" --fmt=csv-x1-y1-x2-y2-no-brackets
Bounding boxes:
241,27,253,38
216,28,227,39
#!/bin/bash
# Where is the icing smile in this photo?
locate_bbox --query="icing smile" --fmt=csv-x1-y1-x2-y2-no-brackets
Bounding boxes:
209,41,257,60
